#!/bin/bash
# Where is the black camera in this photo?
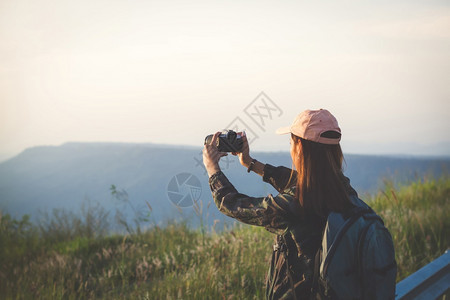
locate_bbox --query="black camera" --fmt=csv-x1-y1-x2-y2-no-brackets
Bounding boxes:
204,130,243,152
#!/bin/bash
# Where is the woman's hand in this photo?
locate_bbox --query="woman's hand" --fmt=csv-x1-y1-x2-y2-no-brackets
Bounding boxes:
203,132,228,177
232,131,253,168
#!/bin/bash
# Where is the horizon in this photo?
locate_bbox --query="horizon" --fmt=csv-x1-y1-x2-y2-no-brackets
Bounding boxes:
1,139,449,164
1,0,449,160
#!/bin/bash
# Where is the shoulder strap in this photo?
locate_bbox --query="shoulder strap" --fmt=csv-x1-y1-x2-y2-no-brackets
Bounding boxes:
280,234,298,300
310,245,322,299
356,219,374,292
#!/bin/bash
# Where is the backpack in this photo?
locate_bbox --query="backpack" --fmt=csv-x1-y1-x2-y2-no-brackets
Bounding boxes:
310,196,397,299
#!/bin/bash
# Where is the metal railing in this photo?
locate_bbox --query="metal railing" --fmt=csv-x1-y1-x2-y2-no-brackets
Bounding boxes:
395,250,450,299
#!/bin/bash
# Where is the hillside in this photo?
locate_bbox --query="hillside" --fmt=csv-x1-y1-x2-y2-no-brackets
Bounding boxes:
1,177,449,299
0,142,448,229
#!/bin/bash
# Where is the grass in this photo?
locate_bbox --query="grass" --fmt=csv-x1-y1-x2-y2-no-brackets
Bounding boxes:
1,176,449,299
369,176,450,280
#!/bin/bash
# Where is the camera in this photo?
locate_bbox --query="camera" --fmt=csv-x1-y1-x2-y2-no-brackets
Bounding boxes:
204,130,243,152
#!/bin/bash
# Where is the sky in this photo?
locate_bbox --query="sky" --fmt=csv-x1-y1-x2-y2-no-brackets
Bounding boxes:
1,0,449,161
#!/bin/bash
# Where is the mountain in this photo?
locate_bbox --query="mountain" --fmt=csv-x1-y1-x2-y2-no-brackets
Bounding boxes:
0,142,448,229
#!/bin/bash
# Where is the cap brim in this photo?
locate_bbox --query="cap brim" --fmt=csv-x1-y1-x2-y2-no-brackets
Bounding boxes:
276,126,291,135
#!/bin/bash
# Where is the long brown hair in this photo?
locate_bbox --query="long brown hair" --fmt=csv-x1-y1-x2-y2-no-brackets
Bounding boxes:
291,133,354,219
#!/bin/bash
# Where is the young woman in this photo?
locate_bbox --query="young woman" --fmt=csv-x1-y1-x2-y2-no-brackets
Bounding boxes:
202,109,390,299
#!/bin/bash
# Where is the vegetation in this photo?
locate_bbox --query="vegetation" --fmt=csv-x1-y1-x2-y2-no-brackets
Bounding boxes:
1,177,449,299
370,176,450,281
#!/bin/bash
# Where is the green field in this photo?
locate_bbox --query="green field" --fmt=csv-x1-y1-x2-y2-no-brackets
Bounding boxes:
1,177,449,299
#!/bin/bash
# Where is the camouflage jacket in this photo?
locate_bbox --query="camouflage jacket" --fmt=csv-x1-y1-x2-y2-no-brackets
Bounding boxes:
209,164,326,299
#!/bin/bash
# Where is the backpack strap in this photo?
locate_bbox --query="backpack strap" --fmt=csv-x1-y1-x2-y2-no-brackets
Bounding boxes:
356,219,374,293
310,245,322,300
280,234,299,300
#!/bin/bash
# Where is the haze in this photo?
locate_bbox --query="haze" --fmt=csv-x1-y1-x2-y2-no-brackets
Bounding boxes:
1,0,449,161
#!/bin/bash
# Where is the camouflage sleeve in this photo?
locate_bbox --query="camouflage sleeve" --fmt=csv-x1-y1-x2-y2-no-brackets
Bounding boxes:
209,171,294,234
262,164,297,193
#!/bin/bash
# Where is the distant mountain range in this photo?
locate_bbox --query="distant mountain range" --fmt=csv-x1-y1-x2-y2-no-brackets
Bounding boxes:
0,142,448,229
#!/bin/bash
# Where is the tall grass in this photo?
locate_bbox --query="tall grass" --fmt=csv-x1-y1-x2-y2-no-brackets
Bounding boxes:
1,177,448,299
369,176,450,280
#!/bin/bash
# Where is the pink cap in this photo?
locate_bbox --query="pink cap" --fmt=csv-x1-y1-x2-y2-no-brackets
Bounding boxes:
276,109,341,144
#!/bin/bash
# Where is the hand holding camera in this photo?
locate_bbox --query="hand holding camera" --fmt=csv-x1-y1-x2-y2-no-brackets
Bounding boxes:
204,130,244,153
203,130,253,175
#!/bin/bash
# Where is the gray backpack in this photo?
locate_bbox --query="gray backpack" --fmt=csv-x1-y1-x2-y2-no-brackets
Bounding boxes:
311,197,397,299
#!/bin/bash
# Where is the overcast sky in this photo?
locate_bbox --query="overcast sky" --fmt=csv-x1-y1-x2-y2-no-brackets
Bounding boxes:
1,0,449,160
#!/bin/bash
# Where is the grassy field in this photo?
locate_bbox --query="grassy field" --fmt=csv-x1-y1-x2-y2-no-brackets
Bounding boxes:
1,176,449,299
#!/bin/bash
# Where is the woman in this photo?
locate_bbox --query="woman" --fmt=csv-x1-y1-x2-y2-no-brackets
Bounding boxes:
203,109,371,299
